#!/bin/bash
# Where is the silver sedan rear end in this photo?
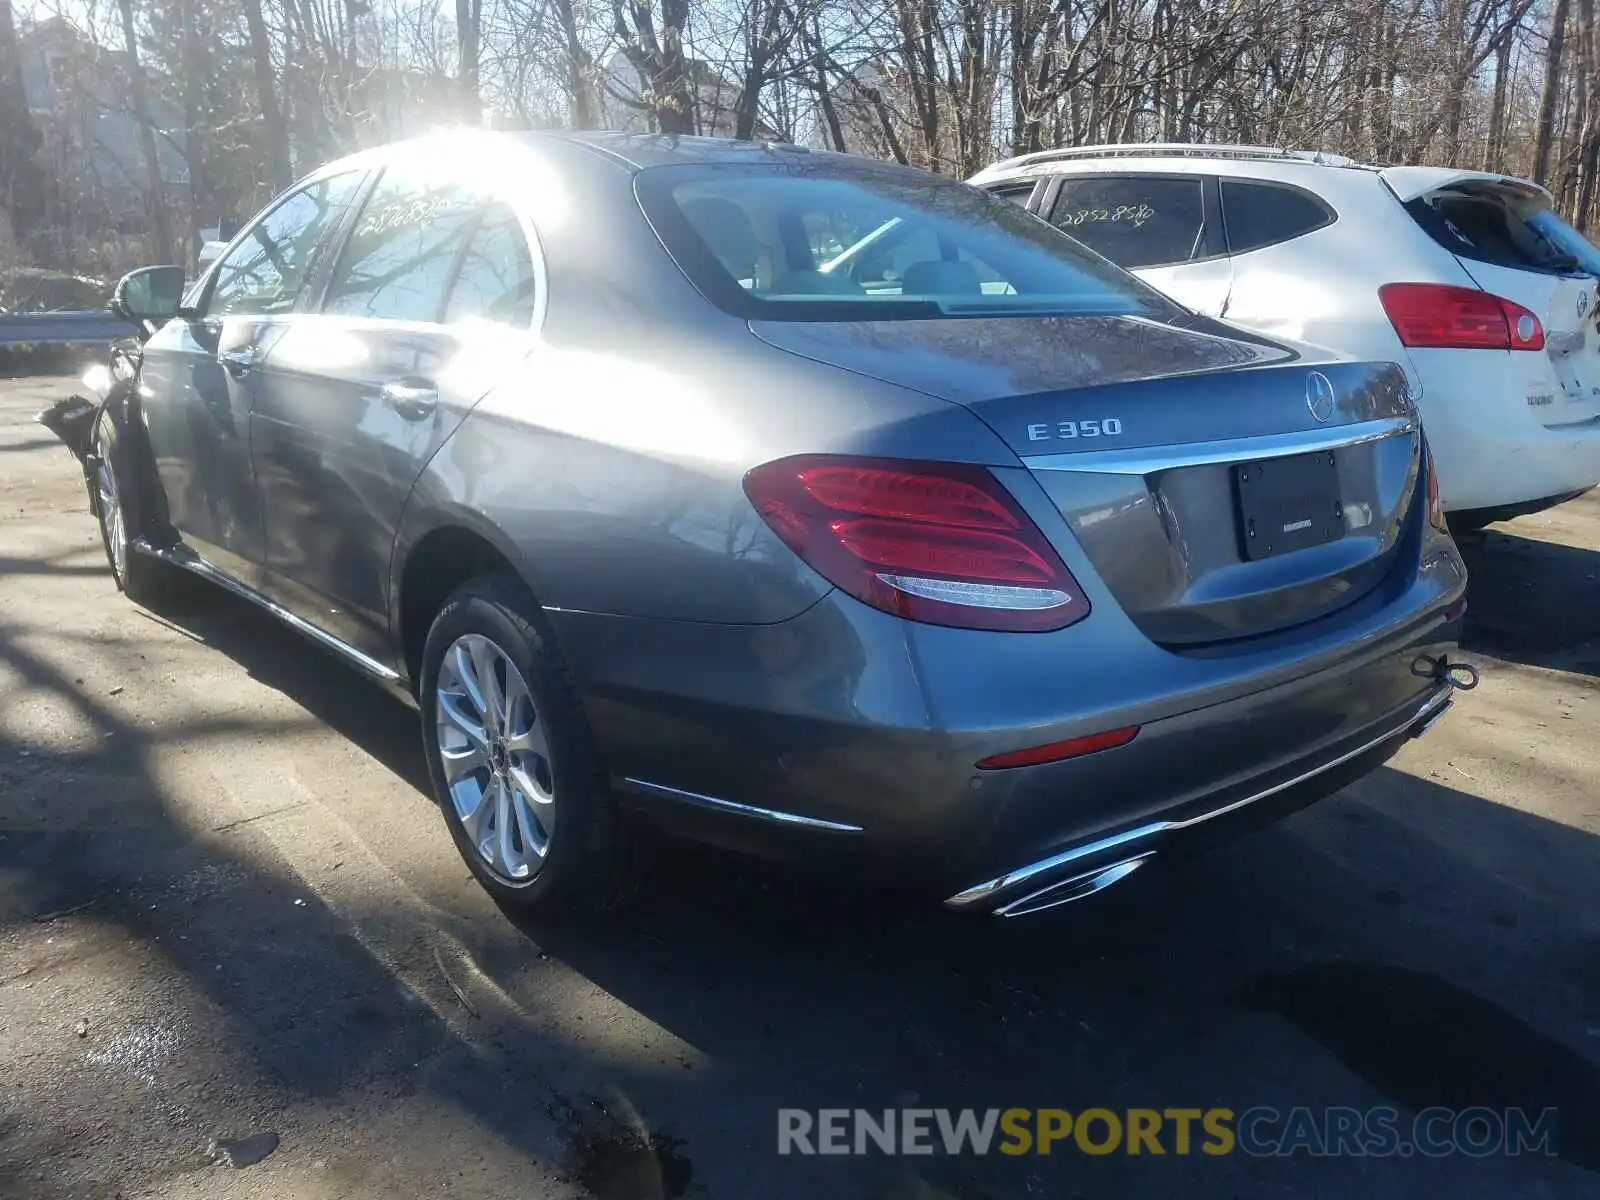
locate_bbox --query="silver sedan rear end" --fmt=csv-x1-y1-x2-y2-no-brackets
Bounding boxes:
411,134,1467,915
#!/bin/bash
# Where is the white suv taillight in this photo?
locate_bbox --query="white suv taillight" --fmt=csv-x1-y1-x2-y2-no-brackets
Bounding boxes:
744,455,1090,632
1380,282,1545,351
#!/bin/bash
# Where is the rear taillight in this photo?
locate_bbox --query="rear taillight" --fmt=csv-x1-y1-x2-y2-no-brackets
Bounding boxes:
744,455,1090,632
1424,440,1447,531
1380,282,1545,351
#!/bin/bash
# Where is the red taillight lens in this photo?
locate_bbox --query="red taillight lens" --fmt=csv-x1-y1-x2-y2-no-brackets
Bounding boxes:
1380,282,1545,351
744,455,1090,632
976,725,1140,770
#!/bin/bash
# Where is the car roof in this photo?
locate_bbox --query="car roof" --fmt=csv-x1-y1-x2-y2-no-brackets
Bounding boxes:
316,129,912,179
970,143,1550,201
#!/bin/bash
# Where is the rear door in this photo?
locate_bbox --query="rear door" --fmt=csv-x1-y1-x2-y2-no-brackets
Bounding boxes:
1040,172,1233,316
250,167,540,660
1394,177,1600,427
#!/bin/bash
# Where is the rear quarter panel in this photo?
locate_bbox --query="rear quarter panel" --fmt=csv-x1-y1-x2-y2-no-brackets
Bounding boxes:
393,327,1021,626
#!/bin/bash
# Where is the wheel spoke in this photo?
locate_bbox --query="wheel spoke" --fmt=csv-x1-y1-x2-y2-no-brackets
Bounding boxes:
436,689,490,754
469,637,506,731
451,641,487,719
494,775,520,875
458,779,492,857
502,668,532,740
509,759,553,805
439,739,487,784
504,716,548,758
511,790,549,859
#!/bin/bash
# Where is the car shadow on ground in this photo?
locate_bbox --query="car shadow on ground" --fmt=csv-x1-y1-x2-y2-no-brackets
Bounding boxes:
1458,530,1600,678
4,551,1593,1196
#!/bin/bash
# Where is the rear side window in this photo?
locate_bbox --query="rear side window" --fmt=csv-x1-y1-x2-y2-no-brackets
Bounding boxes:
1221,181,1333,253
1406,191,1600,276
443,203,539,327
322,171,481,322
1046,176,1206,269
987,182,1036,207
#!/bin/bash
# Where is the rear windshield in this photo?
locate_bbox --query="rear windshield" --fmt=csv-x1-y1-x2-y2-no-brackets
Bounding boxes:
635,162,1178,321
1405,189,1600,276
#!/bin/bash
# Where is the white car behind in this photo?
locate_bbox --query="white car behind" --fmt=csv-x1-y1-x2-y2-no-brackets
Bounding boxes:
971,145,1600,528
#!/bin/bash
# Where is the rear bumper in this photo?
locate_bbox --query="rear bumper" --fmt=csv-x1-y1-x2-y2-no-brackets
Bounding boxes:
945,681,1452,916
1413,350,1600,511
551,523,1466,897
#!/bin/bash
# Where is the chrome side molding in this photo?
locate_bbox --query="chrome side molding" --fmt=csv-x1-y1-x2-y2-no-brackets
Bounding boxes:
1020,415,1416,475
132,539,403,684
620,777,864,832
946,683,1453,913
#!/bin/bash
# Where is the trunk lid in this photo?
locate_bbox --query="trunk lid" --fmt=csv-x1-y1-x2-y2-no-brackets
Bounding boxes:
752,314,1421,646
1390,174,1600,428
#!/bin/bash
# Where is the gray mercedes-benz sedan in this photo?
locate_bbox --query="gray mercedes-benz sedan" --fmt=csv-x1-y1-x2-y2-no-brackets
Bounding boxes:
88,131,1469,918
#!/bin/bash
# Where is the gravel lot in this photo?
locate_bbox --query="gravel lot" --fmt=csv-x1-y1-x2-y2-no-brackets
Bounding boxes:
2,372,1598,1199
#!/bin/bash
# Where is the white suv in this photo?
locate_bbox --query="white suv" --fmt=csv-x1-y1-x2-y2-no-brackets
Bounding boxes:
971,144,1600,528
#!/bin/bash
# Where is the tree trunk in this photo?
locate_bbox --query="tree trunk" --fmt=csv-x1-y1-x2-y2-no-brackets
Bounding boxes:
1484,26,1511,170
455,0,482,122
243,0,292,190
116,0,176,262
1574,0,1599,227
1534,0,1573,184
0,0,45,235
554,0,599,129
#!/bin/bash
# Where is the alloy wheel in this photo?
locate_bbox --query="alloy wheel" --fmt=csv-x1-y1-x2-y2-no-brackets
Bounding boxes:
434,633,556,884
95,433,127,582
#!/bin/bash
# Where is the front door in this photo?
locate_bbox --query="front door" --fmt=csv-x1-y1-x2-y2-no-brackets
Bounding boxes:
249,169,541,661
138,171,366,581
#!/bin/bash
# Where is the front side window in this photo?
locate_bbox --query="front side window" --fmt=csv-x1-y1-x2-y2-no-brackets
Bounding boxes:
1222,180,1334,253
442,203,539,326
208,172,364,317
637,163,1172,321
322,171,482,322
1046,176,1207,270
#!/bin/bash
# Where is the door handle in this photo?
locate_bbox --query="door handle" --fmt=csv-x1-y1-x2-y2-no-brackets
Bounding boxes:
218,347,256,377
381,378,439,420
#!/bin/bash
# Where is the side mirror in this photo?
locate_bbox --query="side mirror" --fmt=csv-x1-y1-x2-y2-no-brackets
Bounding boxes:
111,265,187,324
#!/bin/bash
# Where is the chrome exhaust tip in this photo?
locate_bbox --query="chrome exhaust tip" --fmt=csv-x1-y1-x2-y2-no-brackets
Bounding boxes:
993,853,1154,918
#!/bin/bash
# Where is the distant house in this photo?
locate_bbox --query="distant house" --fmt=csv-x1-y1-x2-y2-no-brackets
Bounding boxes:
19,17,188,226
600,52,779,140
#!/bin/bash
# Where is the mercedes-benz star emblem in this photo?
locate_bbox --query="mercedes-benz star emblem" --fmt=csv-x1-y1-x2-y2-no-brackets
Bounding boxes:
1306,371,1337,424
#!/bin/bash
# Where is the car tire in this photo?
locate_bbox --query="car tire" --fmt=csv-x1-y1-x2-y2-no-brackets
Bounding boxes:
92,406,166,602
419,573,632,916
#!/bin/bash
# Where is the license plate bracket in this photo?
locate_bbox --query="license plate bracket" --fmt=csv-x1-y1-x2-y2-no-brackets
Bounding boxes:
1234,451,1344,561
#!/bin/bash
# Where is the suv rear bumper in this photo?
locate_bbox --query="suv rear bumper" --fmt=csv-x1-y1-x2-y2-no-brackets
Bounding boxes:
1413,350,1600,511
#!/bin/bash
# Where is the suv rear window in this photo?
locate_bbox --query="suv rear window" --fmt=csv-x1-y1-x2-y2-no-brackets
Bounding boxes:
1221,180,1333,253
1405,190,1600,276
1045,176,1206,269
635,163,1174,321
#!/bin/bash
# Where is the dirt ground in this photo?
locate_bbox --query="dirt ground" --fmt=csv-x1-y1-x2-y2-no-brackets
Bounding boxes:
2,371,1598,1200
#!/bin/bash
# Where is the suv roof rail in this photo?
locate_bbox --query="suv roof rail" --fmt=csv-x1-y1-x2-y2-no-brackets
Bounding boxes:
983,143,1363,174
